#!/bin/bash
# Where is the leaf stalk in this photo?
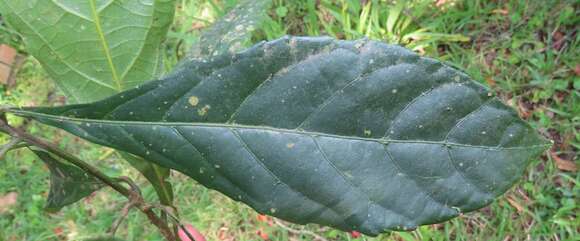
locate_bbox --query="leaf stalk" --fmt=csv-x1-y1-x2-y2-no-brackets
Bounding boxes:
0,115,177,241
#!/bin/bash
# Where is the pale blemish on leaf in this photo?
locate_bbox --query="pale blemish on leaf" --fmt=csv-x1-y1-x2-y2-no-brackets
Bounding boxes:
188,96,199,107
198,105,211,116
286,143,295,149
345,172,354,179
364,129,372,136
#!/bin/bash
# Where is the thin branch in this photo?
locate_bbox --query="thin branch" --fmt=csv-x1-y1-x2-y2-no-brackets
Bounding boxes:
108,201,136,235
0,137,22,159
0,116,176,241
273,218,329,241
0,119,131,196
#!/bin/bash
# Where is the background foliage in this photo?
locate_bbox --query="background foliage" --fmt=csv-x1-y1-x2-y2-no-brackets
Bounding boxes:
0,0,578,240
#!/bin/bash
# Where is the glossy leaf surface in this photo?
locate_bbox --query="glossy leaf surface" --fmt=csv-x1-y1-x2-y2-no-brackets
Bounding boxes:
11,37,549,235
33,150,103,212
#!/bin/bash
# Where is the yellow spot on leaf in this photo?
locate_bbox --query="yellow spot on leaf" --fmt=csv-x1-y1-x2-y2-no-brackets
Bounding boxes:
188,96,199,106
286,143,295,149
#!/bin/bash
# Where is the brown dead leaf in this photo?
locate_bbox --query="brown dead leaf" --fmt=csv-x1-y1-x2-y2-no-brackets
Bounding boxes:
0,192,18,213
552,31,566,51
517,98,533,119
484,51,497,68
574,64,580,76
257,228,269,240
190,22,206,31
435,0,449,7
217,226,231,241
53,226,63,239
485,77,496,88
506,196,524,212
550,151,577,172
492,9,509,15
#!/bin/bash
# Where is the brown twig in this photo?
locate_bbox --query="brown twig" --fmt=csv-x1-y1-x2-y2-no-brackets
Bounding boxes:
273,218,329,241
0,115,177,241
0,136,22,159
108,201,136,235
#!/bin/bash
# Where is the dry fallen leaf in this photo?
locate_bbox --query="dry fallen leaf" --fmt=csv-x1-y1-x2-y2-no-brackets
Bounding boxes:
257,228,269,240
485,76,497,88
492,9,509,15
506,196,524,212
517,98,533,119
0,192,18,213
435,0,448,7
217,226,231,241
550,152,577,172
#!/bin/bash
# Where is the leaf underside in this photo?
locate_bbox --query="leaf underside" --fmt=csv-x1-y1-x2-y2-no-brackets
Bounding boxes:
11,36,549,235
33,150,103,212
0,0,175,103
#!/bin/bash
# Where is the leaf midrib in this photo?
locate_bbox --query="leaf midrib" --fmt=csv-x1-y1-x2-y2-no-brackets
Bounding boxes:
89,0,122,91
11,109,551,151
1,1,118,100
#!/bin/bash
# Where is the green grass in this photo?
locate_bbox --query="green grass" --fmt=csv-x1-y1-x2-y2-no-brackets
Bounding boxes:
1,0,578,240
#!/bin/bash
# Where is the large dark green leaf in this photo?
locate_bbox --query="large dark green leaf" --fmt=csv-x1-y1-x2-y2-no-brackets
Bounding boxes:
10,37,549,235
32,150,103,212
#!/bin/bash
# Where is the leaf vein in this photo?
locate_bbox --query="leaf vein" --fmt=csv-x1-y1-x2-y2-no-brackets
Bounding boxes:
384,82,456,138
445,146,490,201
383,146,455,219
313,136,387,228
443,97,495,141
231,128,340,221
296,60,398,129
89,0,122,91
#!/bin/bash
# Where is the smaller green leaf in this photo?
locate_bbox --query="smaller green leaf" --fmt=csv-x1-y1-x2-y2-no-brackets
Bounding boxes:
120,152,173,205
32,150,103,212
190,0,272,57
0,0,176,103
